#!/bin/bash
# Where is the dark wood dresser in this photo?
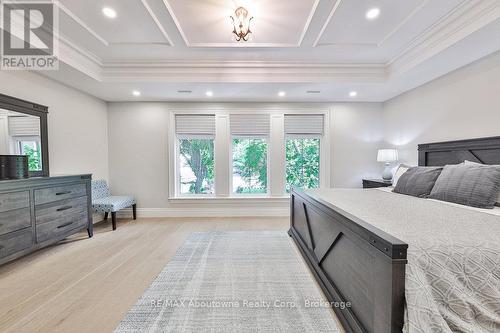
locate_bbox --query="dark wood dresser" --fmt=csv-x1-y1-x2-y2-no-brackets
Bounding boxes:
0,175,93,265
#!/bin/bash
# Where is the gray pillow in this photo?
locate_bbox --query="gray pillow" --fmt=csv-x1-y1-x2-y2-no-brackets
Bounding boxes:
393,167,443,198
429,164,500,209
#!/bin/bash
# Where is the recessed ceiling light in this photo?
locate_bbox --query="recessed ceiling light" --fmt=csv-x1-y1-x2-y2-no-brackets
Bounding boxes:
278,91,286,97
206,91,213,97
366,8,380,20
132,90,141,97
102,7,117,19
349,91,358,97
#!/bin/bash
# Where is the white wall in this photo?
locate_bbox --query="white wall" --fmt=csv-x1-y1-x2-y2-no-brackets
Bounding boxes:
0,71,109,180
383,51,500,165
107,102,383,215
331,103,384,187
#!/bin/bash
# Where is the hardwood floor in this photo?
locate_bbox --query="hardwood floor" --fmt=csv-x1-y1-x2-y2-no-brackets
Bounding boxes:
0,217,290,333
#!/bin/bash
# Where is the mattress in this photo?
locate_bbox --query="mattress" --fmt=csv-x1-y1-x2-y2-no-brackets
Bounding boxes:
307,188,500,333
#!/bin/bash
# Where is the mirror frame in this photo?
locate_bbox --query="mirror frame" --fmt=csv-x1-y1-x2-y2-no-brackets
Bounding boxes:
0,93,49,177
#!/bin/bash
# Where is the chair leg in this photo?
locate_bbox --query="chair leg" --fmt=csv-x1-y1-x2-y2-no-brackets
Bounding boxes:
132,204,137,220
111,212,117,231
104,212,108,220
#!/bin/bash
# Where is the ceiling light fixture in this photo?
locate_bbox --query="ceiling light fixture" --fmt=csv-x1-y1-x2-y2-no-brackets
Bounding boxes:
231,7,253,42
132,90,141,97
366,8,380,20
349,91,358,97
206,91,213,97
278,91,286,97
102,7,117,19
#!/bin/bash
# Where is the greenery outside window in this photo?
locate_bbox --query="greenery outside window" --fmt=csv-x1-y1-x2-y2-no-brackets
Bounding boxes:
285,138,320,193
15,137,42,171
232,138,268,194
178,138,215,195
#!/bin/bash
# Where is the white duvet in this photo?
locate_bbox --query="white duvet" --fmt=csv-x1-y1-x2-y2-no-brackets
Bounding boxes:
308,188,500,333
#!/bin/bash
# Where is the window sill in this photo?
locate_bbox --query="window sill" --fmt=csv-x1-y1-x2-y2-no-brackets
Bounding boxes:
168,195,290,204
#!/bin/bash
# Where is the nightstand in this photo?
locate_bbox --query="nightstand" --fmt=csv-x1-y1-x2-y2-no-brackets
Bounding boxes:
362,179,393,189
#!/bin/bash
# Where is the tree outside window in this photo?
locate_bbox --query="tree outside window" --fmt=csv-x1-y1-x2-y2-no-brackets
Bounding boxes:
232,138,268,194
178,138,214,195
286,138,320,193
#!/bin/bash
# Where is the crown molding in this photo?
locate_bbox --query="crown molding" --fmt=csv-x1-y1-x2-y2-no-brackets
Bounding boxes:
388,0,500,75
100,61,387,83
45,0,500,86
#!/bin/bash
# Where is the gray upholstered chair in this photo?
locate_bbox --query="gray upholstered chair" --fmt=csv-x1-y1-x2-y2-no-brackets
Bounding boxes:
91,180,136,230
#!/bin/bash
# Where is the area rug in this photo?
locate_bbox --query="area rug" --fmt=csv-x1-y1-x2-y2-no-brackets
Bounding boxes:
115,231,341,332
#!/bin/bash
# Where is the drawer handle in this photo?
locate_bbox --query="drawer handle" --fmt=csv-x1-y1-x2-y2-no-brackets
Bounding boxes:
56,191,72,196
56,206,73,212
57,222,74,229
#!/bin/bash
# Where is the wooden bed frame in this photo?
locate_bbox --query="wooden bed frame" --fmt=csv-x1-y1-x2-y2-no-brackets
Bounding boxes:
289,136,500,333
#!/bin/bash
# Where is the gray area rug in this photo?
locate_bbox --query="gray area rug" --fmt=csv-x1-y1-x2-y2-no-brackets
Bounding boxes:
115,231,341,332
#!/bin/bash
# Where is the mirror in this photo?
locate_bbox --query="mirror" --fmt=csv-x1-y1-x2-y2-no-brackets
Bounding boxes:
0,109,43,172
0,93,49,177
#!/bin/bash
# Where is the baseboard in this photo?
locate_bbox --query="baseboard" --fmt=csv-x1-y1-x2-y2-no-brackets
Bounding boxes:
116,206,290,218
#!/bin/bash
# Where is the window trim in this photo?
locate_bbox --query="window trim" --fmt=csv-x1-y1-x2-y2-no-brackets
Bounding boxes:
168,108,330,200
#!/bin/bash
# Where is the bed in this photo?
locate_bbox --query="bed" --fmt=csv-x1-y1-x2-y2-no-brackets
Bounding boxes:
289,136,500,333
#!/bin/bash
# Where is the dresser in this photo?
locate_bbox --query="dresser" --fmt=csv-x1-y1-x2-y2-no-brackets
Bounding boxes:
0,175,93,265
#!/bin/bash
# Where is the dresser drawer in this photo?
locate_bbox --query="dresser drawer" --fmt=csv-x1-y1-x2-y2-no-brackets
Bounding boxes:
35,196,88,225
34,183,87,205
0,209,31,236
0,228,33,259
36,209,88,244
0,191,30,213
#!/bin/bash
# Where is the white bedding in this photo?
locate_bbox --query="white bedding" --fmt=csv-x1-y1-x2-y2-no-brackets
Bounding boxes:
307,188,500,333
375,186,500,217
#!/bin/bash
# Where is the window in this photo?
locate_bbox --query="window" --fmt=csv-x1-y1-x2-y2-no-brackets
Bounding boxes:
232,138,268,194
170,111,328,199
175,115,215,195
230,114,270,194
284,114,324,193
285,138,320,192
178,138,214,195
13,137,43,172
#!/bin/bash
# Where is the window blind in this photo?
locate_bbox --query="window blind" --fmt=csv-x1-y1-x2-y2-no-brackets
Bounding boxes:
8,116,40,137
284,114,324,135
175,115,215,136
230,114,270,137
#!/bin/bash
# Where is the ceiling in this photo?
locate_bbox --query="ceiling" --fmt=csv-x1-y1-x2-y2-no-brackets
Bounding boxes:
27,0,500,101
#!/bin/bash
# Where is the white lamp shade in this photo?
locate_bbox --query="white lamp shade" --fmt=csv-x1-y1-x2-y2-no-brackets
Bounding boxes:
377,149,398,163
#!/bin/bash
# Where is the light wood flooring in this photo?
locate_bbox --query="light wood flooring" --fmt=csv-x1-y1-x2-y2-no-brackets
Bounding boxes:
0,217,290,333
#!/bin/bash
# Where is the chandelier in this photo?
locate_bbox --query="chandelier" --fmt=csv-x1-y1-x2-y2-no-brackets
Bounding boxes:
231,7,253,42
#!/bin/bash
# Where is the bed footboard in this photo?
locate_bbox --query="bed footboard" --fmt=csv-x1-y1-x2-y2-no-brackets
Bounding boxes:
289,189,408,333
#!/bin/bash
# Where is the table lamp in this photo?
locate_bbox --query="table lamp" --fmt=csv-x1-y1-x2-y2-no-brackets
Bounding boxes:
377,149,398,181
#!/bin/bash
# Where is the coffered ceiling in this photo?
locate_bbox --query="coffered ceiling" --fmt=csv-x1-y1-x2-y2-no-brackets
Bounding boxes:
26,0,500,101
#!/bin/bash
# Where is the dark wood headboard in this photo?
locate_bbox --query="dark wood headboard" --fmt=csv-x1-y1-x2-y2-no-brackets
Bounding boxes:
418,136,500,166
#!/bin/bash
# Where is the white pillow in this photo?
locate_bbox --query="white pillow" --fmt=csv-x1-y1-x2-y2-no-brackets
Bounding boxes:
464,160,500,205
393,164,412,187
